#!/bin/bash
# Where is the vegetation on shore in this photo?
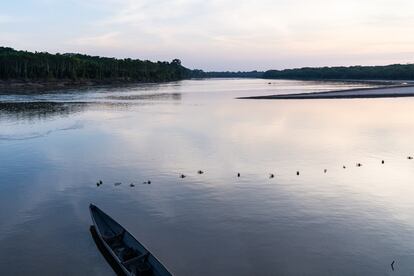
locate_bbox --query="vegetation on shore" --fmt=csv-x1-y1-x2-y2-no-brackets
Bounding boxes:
263,64,414,80
0,47,193,83
201,71,264,78
2,46,414,88
205,65,414,81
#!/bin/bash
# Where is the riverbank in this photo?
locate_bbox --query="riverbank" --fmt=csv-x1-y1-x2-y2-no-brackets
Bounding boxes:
0,79,180,94
239,83,414,99
0,80,98,93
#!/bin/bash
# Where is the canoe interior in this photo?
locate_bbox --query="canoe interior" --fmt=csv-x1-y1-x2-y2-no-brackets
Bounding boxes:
89,225,127,275
90,204,171,276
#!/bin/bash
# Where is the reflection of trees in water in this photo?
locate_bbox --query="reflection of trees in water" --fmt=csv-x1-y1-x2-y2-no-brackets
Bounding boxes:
0,102,131,121
0,91,182,121
0,102,88,121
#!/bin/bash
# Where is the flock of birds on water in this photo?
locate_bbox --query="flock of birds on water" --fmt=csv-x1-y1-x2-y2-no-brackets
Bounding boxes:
94,156,414,272
96,155,414,188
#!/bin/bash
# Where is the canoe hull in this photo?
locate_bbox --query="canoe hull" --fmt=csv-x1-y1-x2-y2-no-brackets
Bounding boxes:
89,204,172,276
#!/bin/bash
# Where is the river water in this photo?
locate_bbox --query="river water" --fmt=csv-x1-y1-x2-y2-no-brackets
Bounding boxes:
1,79,413,275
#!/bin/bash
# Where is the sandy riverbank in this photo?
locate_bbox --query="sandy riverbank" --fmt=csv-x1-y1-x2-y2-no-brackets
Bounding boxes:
239,84,414,99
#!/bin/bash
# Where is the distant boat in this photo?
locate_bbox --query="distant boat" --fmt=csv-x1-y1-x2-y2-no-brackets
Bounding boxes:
89,204,172,276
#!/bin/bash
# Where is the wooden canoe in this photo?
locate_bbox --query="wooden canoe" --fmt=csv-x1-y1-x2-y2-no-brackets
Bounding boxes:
89,204,172,276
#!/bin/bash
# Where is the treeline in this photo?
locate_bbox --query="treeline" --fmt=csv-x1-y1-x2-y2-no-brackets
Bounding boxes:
263,64,414,80
0,47,193,82
4,46,414,83
201,71,264,78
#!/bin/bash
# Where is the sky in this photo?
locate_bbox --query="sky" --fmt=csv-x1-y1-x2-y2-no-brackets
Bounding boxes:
1,0,414,71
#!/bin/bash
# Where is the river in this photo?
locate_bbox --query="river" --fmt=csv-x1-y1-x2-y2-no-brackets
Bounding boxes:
0,79,413,275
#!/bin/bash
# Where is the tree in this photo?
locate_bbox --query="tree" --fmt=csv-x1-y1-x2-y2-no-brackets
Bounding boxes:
171,59,181,66
0,47,197,82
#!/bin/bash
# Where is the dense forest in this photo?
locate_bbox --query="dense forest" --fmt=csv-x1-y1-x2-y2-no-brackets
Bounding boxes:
3,46,414,84
0,47,193,82
263,64,414,80
199,64,414,80
201,71,264,78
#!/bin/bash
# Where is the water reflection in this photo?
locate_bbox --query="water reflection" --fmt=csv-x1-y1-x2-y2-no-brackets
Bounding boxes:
1,79,414,275
0,102,87,120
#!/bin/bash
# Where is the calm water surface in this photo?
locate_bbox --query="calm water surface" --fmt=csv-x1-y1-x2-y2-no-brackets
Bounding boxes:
1,79,414,275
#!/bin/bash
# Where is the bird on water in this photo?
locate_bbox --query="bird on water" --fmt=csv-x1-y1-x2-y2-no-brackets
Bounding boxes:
237,173,240,177
180,174,186,178
269,173,274,179
198,170,204,174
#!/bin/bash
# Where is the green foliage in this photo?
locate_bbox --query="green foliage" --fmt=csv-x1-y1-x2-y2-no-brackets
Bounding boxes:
0,47,192,82
6,46,412,82
263,64,414,80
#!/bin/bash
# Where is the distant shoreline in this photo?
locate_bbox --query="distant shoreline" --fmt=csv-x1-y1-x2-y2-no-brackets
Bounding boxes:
238,83,414,100
0,79,176,94
1,78,414,98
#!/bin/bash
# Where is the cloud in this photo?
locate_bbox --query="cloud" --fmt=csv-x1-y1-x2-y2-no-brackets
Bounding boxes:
5,0,414,70
72,32,121,48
